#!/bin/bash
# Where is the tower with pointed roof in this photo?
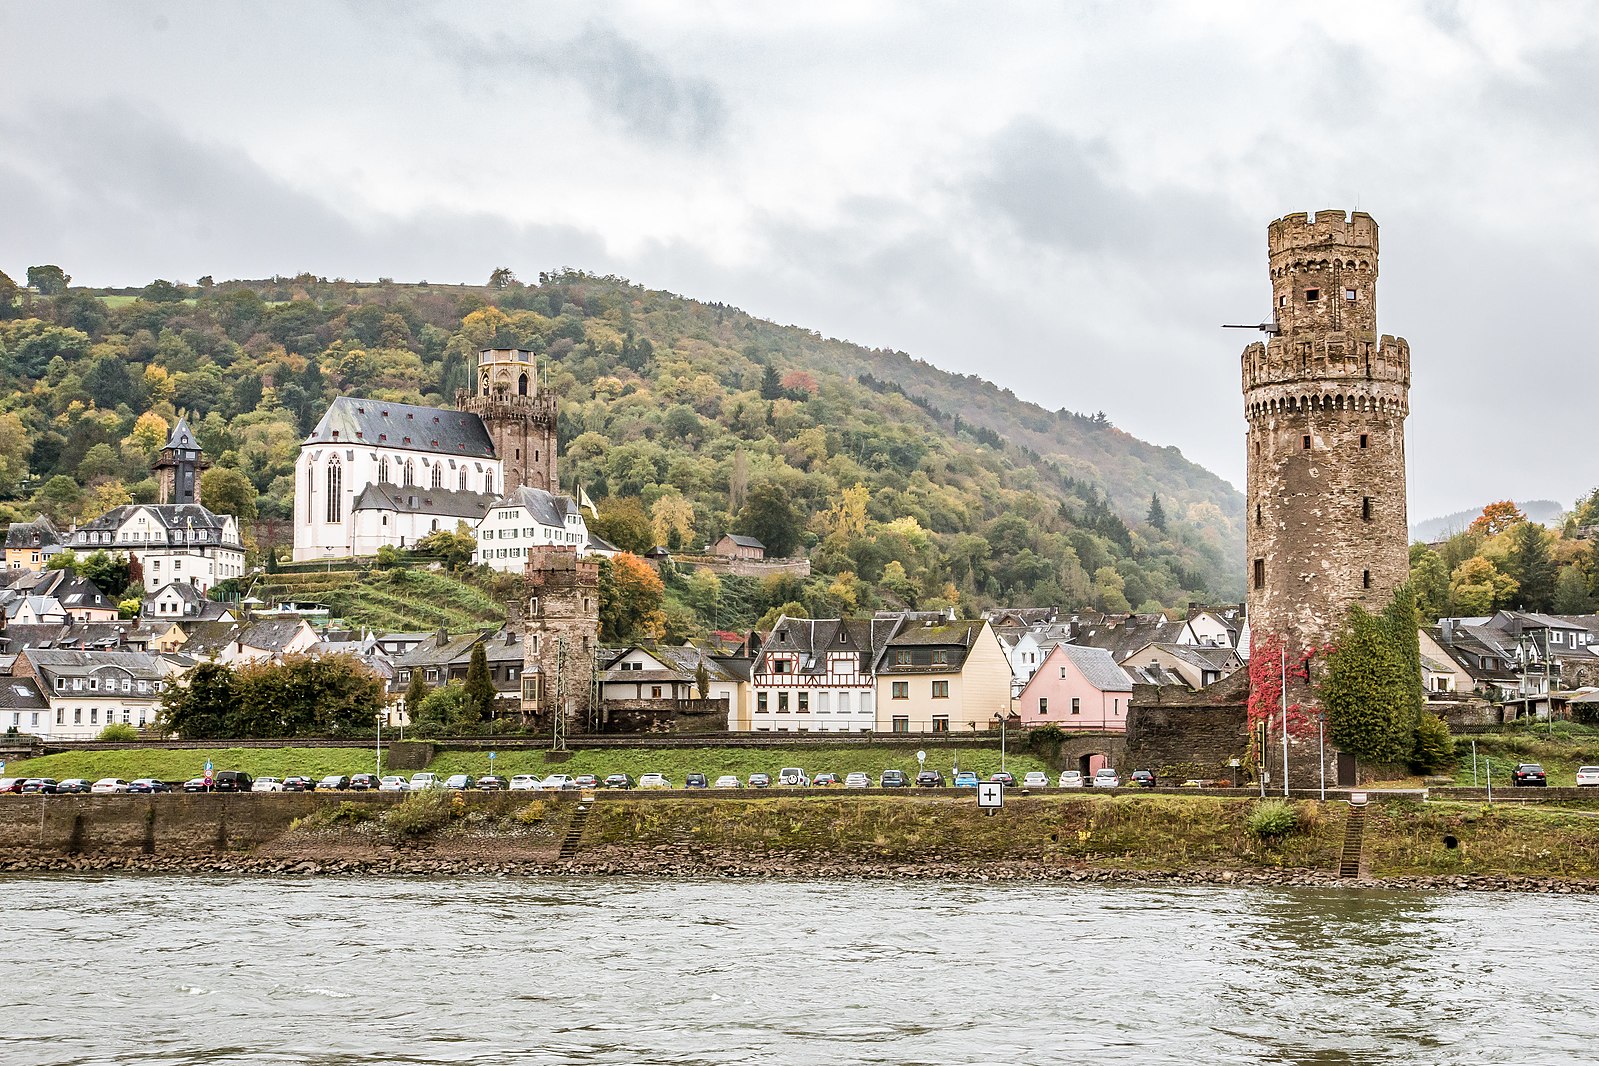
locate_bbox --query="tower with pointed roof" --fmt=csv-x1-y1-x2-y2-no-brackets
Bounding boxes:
153,416,211,506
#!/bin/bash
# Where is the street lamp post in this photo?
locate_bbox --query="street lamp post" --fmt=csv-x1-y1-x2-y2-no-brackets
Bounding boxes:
1317,711,1326,801
375,713,383,780
992,711,1007,774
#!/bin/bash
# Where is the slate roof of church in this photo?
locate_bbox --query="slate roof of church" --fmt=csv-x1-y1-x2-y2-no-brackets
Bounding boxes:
306,397,496,459
351,484,499,520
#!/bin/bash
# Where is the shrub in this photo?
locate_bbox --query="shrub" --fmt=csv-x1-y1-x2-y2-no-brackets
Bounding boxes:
513,799,551,825
1245,799,1301,841
1409,713,1457,775
382,790,455,839
295,801,378,831
96,723,139,742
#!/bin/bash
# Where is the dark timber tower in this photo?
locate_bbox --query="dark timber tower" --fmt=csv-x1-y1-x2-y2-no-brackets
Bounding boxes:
1242,210,1411,662
153,415,210,506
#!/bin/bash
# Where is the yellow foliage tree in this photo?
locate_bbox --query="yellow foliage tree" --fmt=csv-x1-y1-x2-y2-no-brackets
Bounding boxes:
130,411,170,453
650,493,696,551
825,483,871,539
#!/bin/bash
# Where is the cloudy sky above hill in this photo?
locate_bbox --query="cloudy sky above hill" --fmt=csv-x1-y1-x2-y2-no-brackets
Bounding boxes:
3,1,1595,521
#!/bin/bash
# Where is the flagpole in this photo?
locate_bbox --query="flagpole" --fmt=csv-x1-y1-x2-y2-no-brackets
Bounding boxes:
1281,645,1289,798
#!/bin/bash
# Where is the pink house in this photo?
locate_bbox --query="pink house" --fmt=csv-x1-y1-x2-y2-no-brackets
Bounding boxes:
1017,643,1134,732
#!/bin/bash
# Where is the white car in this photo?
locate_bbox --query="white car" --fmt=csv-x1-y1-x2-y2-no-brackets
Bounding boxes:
638,773,671,789
1058,770,1084,788
1022,771,1050,788
91,778,131,794
508,774,541,791
777,767,810,787
1093,768,1121,788
541,774,578,791
408,772,440,791
251,777,284,793
844,772,871,789
713,775,742,789
1577,766,1599,787
378,776,409,792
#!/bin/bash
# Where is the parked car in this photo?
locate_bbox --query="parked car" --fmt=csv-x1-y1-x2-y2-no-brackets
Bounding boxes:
127,778,171,794
55,778,92,794
212,771,253,793
407,773,439,791
444,774,476,790
251,777,285,793
1511,763,1547,787
915,770,946,788
283,776,317,792
879,769,910,788
0,778,22,794
1022,771,1050,788
953,771,980,788
713,775,743,789
476,775,507,791
1093,768,1121,788
573,775,600,790
1130,770,1157,788
603,773,636,790
1577,766,1599,787
318,775,352,791
813,773,841,787
639,773,671,789
378,776,410,792
989,771,1016,787
684,773,709,789
182,778,209,793
91,778,132,794
22,778,58,794
509,774,541,791
348,773,382,791
747,772,772,788
1058,770,1084,788
777,767,809,787
844,772,871,789
540,774,577,791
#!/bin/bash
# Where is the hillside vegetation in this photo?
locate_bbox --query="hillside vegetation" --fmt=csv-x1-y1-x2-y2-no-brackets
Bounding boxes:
0,267,1246,625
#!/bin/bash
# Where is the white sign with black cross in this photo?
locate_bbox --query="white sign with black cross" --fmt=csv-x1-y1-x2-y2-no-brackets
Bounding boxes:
977,781,1003,809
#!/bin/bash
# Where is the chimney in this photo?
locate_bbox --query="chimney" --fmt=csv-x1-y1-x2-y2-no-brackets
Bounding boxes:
504,629,514,646
505,599,523,634
436,628,449,647
1440,619,1455,645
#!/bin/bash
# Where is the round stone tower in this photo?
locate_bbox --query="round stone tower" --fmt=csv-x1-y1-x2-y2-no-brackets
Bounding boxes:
1242,210,1410,662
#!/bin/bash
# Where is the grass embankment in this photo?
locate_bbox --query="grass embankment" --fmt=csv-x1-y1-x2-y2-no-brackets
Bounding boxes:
7,745,1048,783
584,794,1342,870
1365,799,1599,879
1448,724,1599,787
250,568,506,632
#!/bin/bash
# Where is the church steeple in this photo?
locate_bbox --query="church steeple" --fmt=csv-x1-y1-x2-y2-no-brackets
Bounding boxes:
456,348,557,495
153,416,210,505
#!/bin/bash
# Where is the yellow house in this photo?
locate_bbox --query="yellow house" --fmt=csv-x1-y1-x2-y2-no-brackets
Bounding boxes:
875,618,1013,733
4,515,63,572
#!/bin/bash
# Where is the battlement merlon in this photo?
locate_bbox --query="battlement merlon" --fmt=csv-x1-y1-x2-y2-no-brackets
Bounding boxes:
1241,334,1410,393
1267,210,1379,257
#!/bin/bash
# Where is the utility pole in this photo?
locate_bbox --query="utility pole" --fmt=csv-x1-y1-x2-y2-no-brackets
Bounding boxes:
1281,644,1290,797
551,636,567,753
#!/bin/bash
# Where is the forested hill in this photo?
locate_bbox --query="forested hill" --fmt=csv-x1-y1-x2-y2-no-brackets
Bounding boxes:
0,268,1244,613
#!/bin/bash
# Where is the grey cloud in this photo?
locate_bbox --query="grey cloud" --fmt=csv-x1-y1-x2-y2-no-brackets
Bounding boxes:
431,22,726,148
0,102,612,284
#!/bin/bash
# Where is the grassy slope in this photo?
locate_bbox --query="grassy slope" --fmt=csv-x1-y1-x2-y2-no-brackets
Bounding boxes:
250,568,506,633
1447,728,1599,787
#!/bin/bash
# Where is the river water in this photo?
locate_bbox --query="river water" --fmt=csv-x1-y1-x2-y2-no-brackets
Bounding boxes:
2,875,1594,1064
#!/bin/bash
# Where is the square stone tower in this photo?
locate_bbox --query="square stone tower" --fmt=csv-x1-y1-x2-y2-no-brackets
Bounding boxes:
456,348,558,494
521,545,600,729
1242,210,1411,666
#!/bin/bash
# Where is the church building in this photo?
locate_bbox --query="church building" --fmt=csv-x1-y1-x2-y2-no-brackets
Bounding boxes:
293,349,559,561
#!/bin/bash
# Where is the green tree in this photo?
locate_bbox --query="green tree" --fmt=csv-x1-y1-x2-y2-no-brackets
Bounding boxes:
1146,492,1167,532
159,662,239,739
199,466,259,520
488,267,517,290
1409,712,1457,775
1502,521,1556,611
140,279,187,303
26,264,70,295
403,669,430,716
736,481,800,557
412,682,471,736
694,661,711,699
463,641,497,722
0,411,31,493
414,522,477,571
1381,582,1424,740
1553,566,1594,614
1448,557,1516,615
1408,545,1450,621
756,600,807,632
759,364,783,400
589,498,653,554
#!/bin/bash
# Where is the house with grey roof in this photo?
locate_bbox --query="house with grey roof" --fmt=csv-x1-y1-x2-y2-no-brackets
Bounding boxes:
4,514,63,572
474,485,602,572
390,627,526,723
13,648,177,739
1017,642,1135,732
873,616,1014,733
710,533,765,560
749,615,899,733
0,676,49,736
601,644,748,730
1119,642,1244,690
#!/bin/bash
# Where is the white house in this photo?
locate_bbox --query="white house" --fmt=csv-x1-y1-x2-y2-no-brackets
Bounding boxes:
747,616,891,733
474,486,600,571
293,397,503,561
70,504,245,595
14,649,175,739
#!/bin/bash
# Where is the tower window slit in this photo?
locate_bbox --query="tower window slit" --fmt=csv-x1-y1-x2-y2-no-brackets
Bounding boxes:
1254,558,1265,590
1362,497,1372,521
1362,569,1371,589
1359,434,1368,449
1302,435,1311,449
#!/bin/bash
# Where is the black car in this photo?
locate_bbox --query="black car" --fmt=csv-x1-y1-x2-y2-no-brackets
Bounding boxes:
214,771,254,793
603,773,635,790
348,773,382,791
1130,770,1157,788
915,770,946,788
476,775,507,791
127,778,172,794
879,769,910,788
989,771,1016,787
21,779,58,794
55,778,93,794
1511,763,1548,787
684,773,709,789
282,776,317,792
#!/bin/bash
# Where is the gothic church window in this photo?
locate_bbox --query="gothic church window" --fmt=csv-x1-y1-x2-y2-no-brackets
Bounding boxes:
378,457,390,484
459,468,467,491
431,465,443,489
404,460,415,487
326,459,342,523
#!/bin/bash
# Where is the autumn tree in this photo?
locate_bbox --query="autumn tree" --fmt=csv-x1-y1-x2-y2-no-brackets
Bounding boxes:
650,493,696,551
1467,500,1526,537
199,467,259,521
488,267,517,290
1448,557,1517,615
598,552,666,643
590,498,653,554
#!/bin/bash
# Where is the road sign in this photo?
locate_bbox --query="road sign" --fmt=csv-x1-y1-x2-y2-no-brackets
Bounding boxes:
977,781,1004,809
489,752,496,761
916,750,926,767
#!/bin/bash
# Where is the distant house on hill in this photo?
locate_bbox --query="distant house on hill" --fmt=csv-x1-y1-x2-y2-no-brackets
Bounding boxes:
4,515,64,572
711,533,766,560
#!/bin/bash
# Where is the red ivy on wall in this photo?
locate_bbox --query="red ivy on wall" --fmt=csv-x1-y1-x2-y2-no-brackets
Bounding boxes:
1247,632,1326,740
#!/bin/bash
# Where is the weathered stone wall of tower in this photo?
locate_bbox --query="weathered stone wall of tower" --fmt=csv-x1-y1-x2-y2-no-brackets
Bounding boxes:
1243,210,1411,658
521,546,600,727
456,349,558,494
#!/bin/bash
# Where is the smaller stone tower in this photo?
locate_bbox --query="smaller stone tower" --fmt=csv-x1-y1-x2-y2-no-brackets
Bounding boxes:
521,545,601,729
456,348,558,495
152,416,210,506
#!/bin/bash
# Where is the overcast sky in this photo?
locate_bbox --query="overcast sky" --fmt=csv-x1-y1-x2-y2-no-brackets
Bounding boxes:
3,1,1594,522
